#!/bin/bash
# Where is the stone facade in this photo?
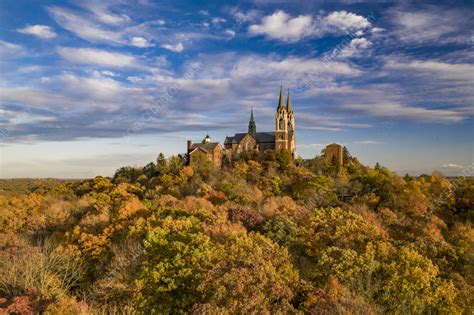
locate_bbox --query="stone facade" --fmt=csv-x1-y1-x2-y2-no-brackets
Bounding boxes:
186,86,297,166
225,86,296,158
187,135,222,166
325,143,343,166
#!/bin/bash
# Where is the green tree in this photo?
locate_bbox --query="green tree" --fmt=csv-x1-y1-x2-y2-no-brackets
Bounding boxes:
113,166,144,184
197,233,299,313
343,146,351,165
379,247,458,314
142,162,156,178
135,216,217,313
276,149,292,170
156,153,168,175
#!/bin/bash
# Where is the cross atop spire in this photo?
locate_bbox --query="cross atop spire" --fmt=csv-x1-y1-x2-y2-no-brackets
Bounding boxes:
286,88,292,112
277,84,285,109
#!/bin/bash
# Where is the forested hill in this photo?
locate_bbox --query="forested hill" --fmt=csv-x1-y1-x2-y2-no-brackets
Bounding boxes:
1,151,473,314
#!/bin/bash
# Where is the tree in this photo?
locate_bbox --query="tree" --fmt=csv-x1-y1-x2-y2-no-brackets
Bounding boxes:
197,233,299,313
135,216,217,313
379,247,458,313
276,149,292,170
142,162,156,178
375,162,381,170
113,166,144,183
156,153,168,175
343,146,351,165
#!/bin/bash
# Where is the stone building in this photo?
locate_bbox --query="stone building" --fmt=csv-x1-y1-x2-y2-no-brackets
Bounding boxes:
224,85,296,158
186,85,297,166
325,143,343,166
187,134,222,166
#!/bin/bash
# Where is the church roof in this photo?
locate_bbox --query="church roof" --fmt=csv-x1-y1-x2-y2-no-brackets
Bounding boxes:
225,132,275,144
230,133,252,143
286,89,292,112
190,142,220,153
255,132,275,143
277,85,285,109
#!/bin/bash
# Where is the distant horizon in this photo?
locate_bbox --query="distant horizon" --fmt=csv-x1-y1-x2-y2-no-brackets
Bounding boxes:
1,0,473,178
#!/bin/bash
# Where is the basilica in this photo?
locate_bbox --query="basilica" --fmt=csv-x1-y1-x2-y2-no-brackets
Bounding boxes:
187,86,296,166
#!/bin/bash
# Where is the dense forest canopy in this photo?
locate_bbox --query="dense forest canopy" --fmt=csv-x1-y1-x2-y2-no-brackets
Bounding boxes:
0,150,473,314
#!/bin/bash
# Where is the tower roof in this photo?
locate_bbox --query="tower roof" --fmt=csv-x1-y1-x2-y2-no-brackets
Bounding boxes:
286,88,292,112
277,84,285,109
248,108,256,134
202,134,211,143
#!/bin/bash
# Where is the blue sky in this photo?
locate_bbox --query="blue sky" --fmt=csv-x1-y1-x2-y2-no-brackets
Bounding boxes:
0,0,473,178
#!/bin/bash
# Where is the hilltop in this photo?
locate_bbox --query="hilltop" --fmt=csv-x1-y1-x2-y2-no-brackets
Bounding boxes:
0,150,472,314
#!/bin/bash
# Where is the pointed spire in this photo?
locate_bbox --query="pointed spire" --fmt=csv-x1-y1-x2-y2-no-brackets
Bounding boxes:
248,108,256,134
286,88,292,112
277,84,285,109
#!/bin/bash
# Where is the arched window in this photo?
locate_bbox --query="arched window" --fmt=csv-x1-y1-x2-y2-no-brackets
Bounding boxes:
279,118,284,130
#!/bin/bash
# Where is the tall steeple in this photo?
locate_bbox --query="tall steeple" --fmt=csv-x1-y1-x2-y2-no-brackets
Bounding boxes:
248,108,256,135
277,84,285,109
286,88,292,112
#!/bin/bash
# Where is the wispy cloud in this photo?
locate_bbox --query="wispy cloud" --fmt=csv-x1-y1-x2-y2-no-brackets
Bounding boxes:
160,42,184,52
57,47,138,68
354,140,383,144
389,5,473,44
48,6,124,44
441,163,464,169
17,25,57,39
130,36,152,48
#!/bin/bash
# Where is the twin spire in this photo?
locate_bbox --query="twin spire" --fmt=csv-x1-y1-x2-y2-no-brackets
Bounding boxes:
277,85,293,112
248,85,293,134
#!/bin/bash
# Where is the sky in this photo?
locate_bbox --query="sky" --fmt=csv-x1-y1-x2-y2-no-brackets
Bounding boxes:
0,0,473,178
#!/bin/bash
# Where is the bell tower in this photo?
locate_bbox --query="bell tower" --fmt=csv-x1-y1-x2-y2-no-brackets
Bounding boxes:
275,85,288,153
286,89,296,158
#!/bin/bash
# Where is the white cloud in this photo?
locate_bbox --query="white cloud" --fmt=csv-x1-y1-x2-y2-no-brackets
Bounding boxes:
385,60,474,81
354,140,383,144
48,6,123,44
212,17,226,25
343,101,464,123
249,10,372,42
322,11,371,33
225,29,236,38
441,163,464,169
232,9,260,23
231,55,361,79
95,12,130,25
17,25,57,39
57,47,137,67
337,37,372,58
249,10,313,42
130,36,151,48
0,40,24,59
153,19,166,26
160,42,184,52
371,27,385,33
298,143,324,149
389,6,471,44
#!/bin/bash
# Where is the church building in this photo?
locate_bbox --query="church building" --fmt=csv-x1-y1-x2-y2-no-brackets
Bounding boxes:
186,85,296,166
224,85,296,158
